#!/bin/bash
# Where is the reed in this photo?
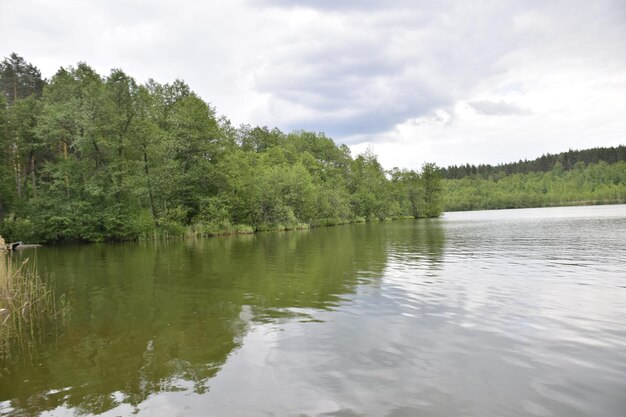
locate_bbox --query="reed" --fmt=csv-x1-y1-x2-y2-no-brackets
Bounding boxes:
0,244,67,360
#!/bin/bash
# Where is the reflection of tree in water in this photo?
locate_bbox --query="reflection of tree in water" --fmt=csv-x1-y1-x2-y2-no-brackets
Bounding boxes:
0,224,388,416
384,219,445,270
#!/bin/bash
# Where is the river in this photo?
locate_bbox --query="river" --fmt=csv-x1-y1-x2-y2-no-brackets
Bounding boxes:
1,205,625,416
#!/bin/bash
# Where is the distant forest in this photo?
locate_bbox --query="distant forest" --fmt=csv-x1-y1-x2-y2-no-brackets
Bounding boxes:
0,53,443,243
443,147,626,211
441,146,626,179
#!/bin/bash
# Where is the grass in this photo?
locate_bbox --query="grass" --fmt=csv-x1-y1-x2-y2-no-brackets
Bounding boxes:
0,245,68,361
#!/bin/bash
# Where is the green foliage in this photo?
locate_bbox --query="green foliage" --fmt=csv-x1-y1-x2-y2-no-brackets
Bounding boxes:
441,145,626,179
0,54,444,242
444,160,626,211
419,162,443,217
0,52,45,103
2,53,622,242
349,150,393,221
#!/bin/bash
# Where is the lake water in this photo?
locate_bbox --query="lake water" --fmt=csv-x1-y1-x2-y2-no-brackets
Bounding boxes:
1,205,626,417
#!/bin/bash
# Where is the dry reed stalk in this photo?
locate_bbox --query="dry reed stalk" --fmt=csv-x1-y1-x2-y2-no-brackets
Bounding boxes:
0,238,66,360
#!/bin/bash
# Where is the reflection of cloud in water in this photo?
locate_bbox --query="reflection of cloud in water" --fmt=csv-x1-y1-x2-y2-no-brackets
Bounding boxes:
1,222,390,416
6,208,626,416
186,209,626,417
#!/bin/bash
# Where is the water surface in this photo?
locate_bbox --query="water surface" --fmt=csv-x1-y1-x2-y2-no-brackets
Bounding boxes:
2,205,626,416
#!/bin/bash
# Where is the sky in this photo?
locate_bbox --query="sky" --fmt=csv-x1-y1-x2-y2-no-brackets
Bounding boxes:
1,0,625,170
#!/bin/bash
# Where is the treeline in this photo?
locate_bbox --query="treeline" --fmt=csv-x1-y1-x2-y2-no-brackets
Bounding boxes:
441,145,626,179
444,160,626,211
0,53,442,243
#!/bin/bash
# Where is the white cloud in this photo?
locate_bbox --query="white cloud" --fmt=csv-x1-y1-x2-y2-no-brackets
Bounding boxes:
1,0,625,169
468,100,531,116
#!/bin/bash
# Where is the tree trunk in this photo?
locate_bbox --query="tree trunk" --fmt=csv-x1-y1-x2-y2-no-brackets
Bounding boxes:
143,145,158,225
63,141,69,197
92,139,102,168
30,152,36,196
14,157,21,198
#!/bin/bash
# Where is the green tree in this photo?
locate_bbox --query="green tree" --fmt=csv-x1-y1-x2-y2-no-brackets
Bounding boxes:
0,94,14,223
419,162,443,217
0,55,453,243
0,53,45,104
349,150,393,220
390,168,423,218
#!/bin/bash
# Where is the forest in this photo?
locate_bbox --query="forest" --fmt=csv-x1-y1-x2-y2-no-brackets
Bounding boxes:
441,145,626,179
443,153,626,211
0,54,443,243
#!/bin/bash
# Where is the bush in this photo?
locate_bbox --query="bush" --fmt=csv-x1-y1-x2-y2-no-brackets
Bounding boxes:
0,215,37,243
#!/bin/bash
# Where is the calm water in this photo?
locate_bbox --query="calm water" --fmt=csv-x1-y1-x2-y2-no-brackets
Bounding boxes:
2,205,626,417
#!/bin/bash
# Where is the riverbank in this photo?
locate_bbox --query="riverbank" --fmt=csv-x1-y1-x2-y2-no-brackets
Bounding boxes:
444,198,626,212
1,212,424,245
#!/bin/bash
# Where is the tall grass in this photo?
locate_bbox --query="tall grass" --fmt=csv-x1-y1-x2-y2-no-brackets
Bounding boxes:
0,248,67,360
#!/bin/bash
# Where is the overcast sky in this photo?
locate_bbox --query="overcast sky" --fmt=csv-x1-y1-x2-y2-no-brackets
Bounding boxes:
2,0,625,169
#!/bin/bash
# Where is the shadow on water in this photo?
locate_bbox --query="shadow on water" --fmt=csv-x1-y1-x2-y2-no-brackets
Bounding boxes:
0,221,445,416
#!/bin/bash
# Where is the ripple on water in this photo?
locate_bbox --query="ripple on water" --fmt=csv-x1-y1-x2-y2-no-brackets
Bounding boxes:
3,206,626,417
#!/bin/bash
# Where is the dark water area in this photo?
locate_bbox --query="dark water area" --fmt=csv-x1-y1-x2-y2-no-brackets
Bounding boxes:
1,205,625,416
